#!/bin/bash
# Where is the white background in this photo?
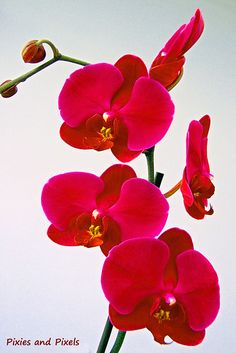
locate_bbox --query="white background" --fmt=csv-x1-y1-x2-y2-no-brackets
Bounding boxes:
0,1,235,352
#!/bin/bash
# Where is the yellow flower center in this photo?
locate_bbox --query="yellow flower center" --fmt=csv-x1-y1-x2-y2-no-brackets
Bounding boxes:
152,294,176,323
153,309,171,322
100,126,113,141
194,191,201,197
88,224,102,239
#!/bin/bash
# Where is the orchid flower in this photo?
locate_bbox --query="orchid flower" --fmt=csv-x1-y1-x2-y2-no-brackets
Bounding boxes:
41,164,169,255
101,228,220,345
181,115,215,219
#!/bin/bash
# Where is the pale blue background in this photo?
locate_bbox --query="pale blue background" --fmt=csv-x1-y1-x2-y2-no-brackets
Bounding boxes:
0,0,235,352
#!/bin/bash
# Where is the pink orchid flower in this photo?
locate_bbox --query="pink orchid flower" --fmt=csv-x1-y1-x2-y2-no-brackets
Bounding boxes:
41,164,169,255
59,59,174,162
59,10,203,162
149,9,204,89
181,115,215,219
102,228,220,345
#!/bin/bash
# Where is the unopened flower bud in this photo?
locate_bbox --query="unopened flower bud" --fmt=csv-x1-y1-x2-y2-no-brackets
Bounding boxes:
22,40,46,63
0,80,18,98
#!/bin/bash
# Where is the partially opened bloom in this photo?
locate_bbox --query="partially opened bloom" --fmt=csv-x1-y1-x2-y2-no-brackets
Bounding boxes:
59,59,174,162
41,164,169,255
149,9,204,89
102,228,220,345
181,115,215,219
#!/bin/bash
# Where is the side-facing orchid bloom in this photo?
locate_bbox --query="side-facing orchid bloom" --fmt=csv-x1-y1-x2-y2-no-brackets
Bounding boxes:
180,115,215,219
41,164,169,255
149,9,204,89
101,228,220,346
59,58,174,162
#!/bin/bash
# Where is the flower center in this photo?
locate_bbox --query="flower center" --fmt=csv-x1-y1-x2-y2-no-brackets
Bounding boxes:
190,173,215,216
193,191,201,197
73,212,104,248
100,126,113,141
153,308,171,322
152,294,177,323
88,224,102,239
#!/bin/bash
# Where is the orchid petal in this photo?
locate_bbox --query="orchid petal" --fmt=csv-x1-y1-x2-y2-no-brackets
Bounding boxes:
100,216,121,256
111,119,142,162
182,9,204,54
119,77,174,150
41,172,103,230
109,298,153,331
47,224,78,246
97,164,136,210
58,63,123,127
175,250,220,331
158,228,194,288
186,120,204,181
168,323,205,346
149,57,185,88
101,238,169,314
148,315,205,346
199,115,211,175
108,178,169,240
180,169,194,207
112,54,148,109
60,122,90,149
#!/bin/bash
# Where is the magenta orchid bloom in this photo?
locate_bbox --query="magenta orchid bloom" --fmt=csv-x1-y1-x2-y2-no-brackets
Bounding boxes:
59,10,203,161
149,9,204,89
150,9,204,89
101,228,220,346
59,58,174,162
180,115,215,219
41,164,169,255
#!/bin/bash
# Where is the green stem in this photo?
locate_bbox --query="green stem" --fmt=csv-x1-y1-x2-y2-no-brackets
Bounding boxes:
36,39,60,57
96,317,113,353
144,146,155,184
0,57,59,93
0,54,90,94
109,331,126,353
59,54,90,66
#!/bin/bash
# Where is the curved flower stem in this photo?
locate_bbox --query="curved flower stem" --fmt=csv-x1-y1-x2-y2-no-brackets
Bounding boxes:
109,331,126,353
59,54,89,66
0,53,89,94
143,146,155,184
164,179,182,198
36,39,60,57
96,317,113,353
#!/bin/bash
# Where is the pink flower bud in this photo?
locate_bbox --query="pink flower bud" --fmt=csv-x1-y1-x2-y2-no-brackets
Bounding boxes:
0,80,18,98
21,40,46,63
